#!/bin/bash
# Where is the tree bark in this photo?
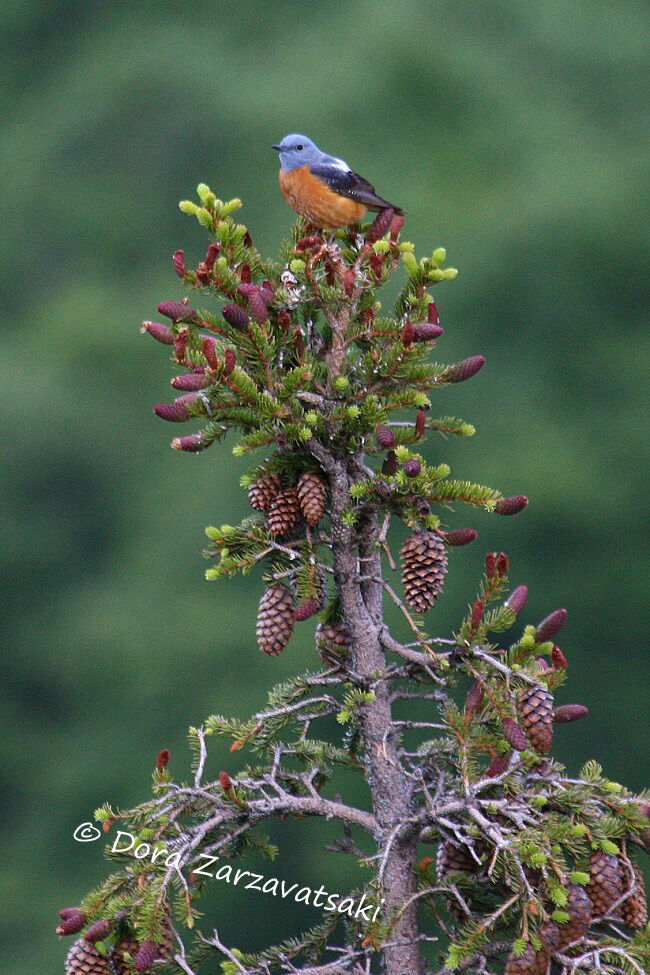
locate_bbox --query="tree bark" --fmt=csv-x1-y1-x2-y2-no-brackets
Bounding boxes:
327,453,421,975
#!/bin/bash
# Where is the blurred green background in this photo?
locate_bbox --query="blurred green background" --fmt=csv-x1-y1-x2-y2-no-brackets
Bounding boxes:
1,1,648,972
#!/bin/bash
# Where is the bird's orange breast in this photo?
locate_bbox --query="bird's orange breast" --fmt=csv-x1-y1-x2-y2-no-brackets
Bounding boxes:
279,166,367,229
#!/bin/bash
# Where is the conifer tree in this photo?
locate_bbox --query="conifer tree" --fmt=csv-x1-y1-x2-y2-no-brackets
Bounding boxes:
59,187,649,975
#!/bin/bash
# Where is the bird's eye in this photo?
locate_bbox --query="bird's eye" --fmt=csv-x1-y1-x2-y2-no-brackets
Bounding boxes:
296,144,303,151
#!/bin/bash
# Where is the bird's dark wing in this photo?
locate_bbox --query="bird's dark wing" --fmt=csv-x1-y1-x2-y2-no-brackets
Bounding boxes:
310,164,403,214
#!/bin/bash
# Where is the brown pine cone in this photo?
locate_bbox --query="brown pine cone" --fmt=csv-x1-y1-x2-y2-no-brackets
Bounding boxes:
588,851,624,918
65,939,113,975
520,685,554,754
436,840,477,877
621,860,648,930
316,621,351,665
400,531,448,612
248,474,281,512
110,937,139,975
555,883,592,948
257,585,295,655
504,942,548,975
267,486,300,535
436,841,477,921
296,471,326,526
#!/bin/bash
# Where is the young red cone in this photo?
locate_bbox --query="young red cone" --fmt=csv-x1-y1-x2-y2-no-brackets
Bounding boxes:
84,919,113,943
157,300,197,323
141,321,174,344
443,528,477,546
445,355,485,383
535,608,567,643
375,424,396,449
172,250,186,278
553,704,588,723
57,911,87,936
506,585,528,614
222,303,250,331
135,941,159,973
495,495,528,515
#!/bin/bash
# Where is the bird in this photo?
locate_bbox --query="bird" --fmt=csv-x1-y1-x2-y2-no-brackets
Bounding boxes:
272,133,403,231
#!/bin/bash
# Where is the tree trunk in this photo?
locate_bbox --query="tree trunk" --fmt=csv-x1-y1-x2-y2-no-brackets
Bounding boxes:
328,455,421,975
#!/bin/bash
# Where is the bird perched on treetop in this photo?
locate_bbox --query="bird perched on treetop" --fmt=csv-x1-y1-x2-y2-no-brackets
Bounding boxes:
273,133,403,231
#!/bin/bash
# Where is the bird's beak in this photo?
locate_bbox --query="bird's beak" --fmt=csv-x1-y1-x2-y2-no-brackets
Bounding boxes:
272,144,283,151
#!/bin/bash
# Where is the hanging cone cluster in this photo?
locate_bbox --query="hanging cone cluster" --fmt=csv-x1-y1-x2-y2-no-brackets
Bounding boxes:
519,685,554,754
248,474,281,512
257,585,295,655
316,621,351,665
65,940,112,975
588,852,624,918
400,531,448,611
296,472,326,526
621,861,648,930
267,487,300,535
555,883,592,948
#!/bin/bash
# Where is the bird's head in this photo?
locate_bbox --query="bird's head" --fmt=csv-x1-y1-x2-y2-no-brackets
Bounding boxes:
272,134,322,171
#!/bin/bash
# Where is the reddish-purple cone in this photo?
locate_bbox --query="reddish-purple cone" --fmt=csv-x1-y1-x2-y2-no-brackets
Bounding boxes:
375,424,396,448
382,450,398,476
248,288,269,324
444,529,477,546
60,908,83,921
412,322,444,342
485,752,511,777
135,941,159,973
415,410,426,437
506,585,529,614
171,434,205,452
502,718,528,751
223,349,236,376
157,300,198,323
365,207,395,243
495,495,528,516
172,250,186,278
154,392,202,421
553,704,588,723
427,301,440,324
446,355,485,383
293,598,320,622
202,336,219,369
84,919,113,943
464,681,484,719
259,284,276,304
222,303,250,331
485,552,497,578
535,608,567,643
204,241,220,271
141,320,174,344
403,458,421,477
56,911,86,935
171,372,211,391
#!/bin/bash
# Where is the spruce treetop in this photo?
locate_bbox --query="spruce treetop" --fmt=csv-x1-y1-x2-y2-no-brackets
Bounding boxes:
59,188,649,975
